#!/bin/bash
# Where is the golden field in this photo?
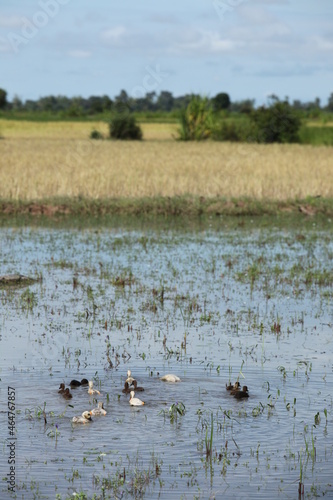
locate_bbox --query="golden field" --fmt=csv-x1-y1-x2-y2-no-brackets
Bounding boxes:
0,120,332,203
0,120,176,141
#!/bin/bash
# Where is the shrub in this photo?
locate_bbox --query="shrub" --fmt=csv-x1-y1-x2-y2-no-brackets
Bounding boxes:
211,119,253,142
176,96,213,141
90,129,104,140
109,113,142,140
250,99,302,143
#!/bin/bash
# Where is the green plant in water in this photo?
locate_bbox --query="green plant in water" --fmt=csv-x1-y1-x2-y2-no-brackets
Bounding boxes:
299,449,304,497
20,288,38,311
278,365,287,379
159,401,186,423
205,413,214,458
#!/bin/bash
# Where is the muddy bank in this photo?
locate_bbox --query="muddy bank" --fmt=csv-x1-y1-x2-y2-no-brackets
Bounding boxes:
0,195,332,218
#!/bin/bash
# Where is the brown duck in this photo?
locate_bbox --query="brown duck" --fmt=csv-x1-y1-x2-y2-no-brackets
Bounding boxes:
227,381,240,393
122,381,132,394
62,388,73,400
233,386,249,399
70,378,89,388
58,383,65,394
133,380,144,392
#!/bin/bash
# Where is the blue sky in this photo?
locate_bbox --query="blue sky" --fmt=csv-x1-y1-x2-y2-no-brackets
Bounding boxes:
0,0,332,105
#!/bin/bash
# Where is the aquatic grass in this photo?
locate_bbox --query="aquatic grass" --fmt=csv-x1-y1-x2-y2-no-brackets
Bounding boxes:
205,413,214,458
20,288,38,311
159,402,186,423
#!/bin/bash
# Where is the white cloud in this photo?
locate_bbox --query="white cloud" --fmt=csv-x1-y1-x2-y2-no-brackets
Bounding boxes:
101,26,127,44
312,36,333,51
172,29,242,54
0,15,22,29
67,49,92,58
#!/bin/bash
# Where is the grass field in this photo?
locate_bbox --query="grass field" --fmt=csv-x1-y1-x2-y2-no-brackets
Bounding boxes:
0,119,177,140
0,120,332,216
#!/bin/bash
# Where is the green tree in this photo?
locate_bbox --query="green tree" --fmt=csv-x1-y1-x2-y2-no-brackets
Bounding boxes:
212,92,230,111
327,92,333,112
250,99,301,143
0,88,8,109
156,91,174,112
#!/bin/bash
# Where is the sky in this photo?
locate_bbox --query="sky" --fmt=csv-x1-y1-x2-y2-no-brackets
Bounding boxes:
0,0,332,105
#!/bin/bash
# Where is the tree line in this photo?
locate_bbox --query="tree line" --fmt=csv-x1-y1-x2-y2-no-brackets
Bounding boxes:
1,87,333,116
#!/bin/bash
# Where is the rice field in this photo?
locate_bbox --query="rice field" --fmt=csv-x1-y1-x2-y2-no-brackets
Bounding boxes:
0,119,175,140
0,120,332,205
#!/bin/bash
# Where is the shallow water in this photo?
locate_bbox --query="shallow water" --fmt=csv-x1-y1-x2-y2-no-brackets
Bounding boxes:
0,217,333,499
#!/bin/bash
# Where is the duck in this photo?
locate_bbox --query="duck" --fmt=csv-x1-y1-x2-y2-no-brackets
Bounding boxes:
129,391,145,406
88,380,101,395
122,381,132,394
133,380,144,392
227,381,241,393
160,374,181,383
70,379,81,387
233,386,249,399
72,411,92,424
62,388,73,400
70,378,89,388
91,402,107,416
126,370,135,386
58,383,65,394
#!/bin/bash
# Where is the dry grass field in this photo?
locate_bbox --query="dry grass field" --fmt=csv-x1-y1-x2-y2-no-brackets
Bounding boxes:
0,120,176,140
0,121,332,210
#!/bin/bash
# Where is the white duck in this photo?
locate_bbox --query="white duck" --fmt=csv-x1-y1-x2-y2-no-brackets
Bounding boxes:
91,402,107,416
126,370,135,386
129,391,145,406
160,374,181,383
88,380,101,395
72,411,92,424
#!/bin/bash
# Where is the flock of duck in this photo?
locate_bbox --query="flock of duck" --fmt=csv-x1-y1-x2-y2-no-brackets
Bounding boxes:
58,372,249,424
226,381,249,399
58,370,182,424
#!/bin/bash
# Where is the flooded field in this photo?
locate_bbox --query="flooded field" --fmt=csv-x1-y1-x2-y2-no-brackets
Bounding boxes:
0,216,332,499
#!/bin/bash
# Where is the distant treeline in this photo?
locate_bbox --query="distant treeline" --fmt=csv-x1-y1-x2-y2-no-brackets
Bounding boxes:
0,87,333,117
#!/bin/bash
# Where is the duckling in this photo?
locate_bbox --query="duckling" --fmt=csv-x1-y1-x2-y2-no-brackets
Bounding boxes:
129,391,145,406
160,374,181,383
122,381,132,394
70,378,89,388
233,386,249,399
72,411,92,424
126,370,135,386
230,382,241,395
62,388,73,400
88,380,101,395
133,380,144,392
91,401,107,416
58,383,65,394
